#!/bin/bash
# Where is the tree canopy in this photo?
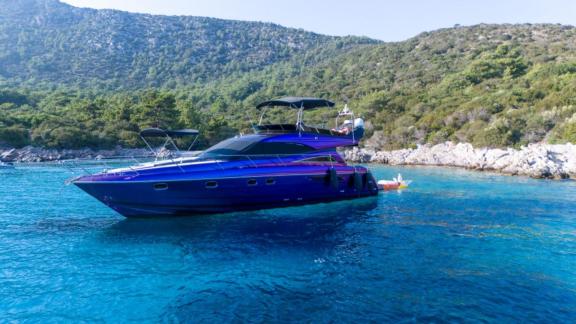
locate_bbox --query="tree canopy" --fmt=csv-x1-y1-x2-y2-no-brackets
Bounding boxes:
0,2,575,149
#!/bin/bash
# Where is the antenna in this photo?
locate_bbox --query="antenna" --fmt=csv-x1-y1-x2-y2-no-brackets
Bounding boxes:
244,109,256,131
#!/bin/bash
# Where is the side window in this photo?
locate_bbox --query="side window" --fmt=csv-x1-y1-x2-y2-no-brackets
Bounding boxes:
242,142,314,155
205,181,218,189
297,156,335,163
247,179,258,186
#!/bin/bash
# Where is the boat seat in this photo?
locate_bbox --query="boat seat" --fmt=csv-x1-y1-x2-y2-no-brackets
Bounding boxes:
302,125,347,137
254,124,351,137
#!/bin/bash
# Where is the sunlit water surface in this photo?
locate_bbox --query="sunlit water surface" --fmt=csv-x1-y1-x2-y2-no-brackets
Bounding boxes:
0,164,575,322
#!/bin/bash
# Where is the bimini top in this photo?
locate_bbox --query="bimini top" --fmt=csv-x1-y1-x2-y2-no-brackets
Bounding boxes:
140,128,199,138
256,97,335,110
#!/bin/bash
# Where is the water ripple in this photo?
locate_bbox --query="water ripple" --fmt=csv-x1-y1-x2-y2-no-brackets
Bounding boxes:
0,165,575,322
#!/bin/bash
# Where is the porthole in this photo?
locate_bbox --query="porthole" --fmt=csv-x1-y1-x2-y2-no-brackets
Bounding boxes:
153,183,168,191
266,178,276,185
205,181,218,189
247,178,258,186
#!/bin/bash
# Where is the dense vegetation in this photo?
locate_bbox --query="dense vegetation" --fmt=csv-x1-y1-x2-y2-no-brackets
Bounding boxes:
1,1,575,150
0,0,375,89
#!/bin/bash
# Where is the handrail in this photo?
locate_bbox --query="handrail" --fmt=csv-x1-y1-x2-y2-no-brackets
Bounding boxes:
245,155,258,168
194,153,344,168
50,151,349,184
276,154,286,167
199,152,341,158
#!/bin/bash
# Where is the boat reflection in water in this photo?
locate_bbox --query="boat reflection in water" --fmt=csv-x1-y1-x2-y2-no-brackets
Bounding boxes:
73,97,378,217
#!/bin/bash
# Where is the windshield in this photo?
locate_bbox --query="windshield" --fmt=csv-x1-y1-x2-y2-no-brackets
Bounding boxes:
200,135,314,159
200,136,260,157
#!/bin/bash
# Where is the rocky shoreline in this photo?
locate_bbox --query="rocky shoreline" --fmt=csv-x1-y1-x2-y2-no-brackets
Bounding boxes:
2,142,575,179
0,146,153,163
344,142,576,179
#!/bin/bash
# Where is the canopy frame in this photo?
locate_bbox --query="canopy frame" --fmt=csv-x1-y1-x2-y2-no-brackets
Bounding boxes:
256,97,335,136
139,128,200,159
256,97,335,110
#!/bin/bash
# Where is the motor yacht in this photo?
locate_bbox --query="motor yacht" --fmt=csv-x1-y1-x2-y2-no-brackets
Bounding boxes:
72,97,379,217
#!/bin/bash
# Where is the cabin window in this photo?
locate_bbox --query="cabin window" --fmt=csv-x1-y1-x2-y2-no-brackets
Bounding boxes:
201,136,264,157
200,136,314,159
153,183,168,190
242,142,314,155
205,181,218,189
247,179,258,186
266,178,276,185
296,156,335,163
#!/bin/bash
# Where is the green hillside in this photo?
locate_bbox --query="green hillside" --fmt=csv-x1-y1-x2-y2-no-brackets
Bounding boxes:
0,0,375,88
0,1,575,150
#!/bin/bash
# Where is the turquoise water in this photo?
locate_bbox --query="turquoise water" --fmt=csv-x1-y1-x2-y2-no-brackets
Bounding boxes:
1,164,575,322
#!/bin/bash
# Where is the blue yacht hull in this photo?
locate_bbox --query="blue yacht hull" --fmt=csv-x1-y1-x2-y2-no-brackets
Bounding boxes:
75,165,378,217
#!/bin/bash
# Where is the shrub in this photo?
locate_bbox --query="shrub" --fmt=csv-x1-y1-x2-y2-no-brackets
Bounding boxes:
0,126,30,148
561,122,576,143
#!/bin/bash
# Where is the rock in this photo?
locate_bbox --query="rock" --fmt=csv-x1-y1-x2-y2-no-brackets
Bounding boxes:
0,148,17,162
0,146,155,163
2,142,575,180
344,142,576,180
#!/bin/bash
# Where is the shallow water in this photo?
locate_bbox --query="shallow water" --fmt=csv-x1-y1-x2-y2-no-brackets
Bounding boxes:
0,164,575,322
